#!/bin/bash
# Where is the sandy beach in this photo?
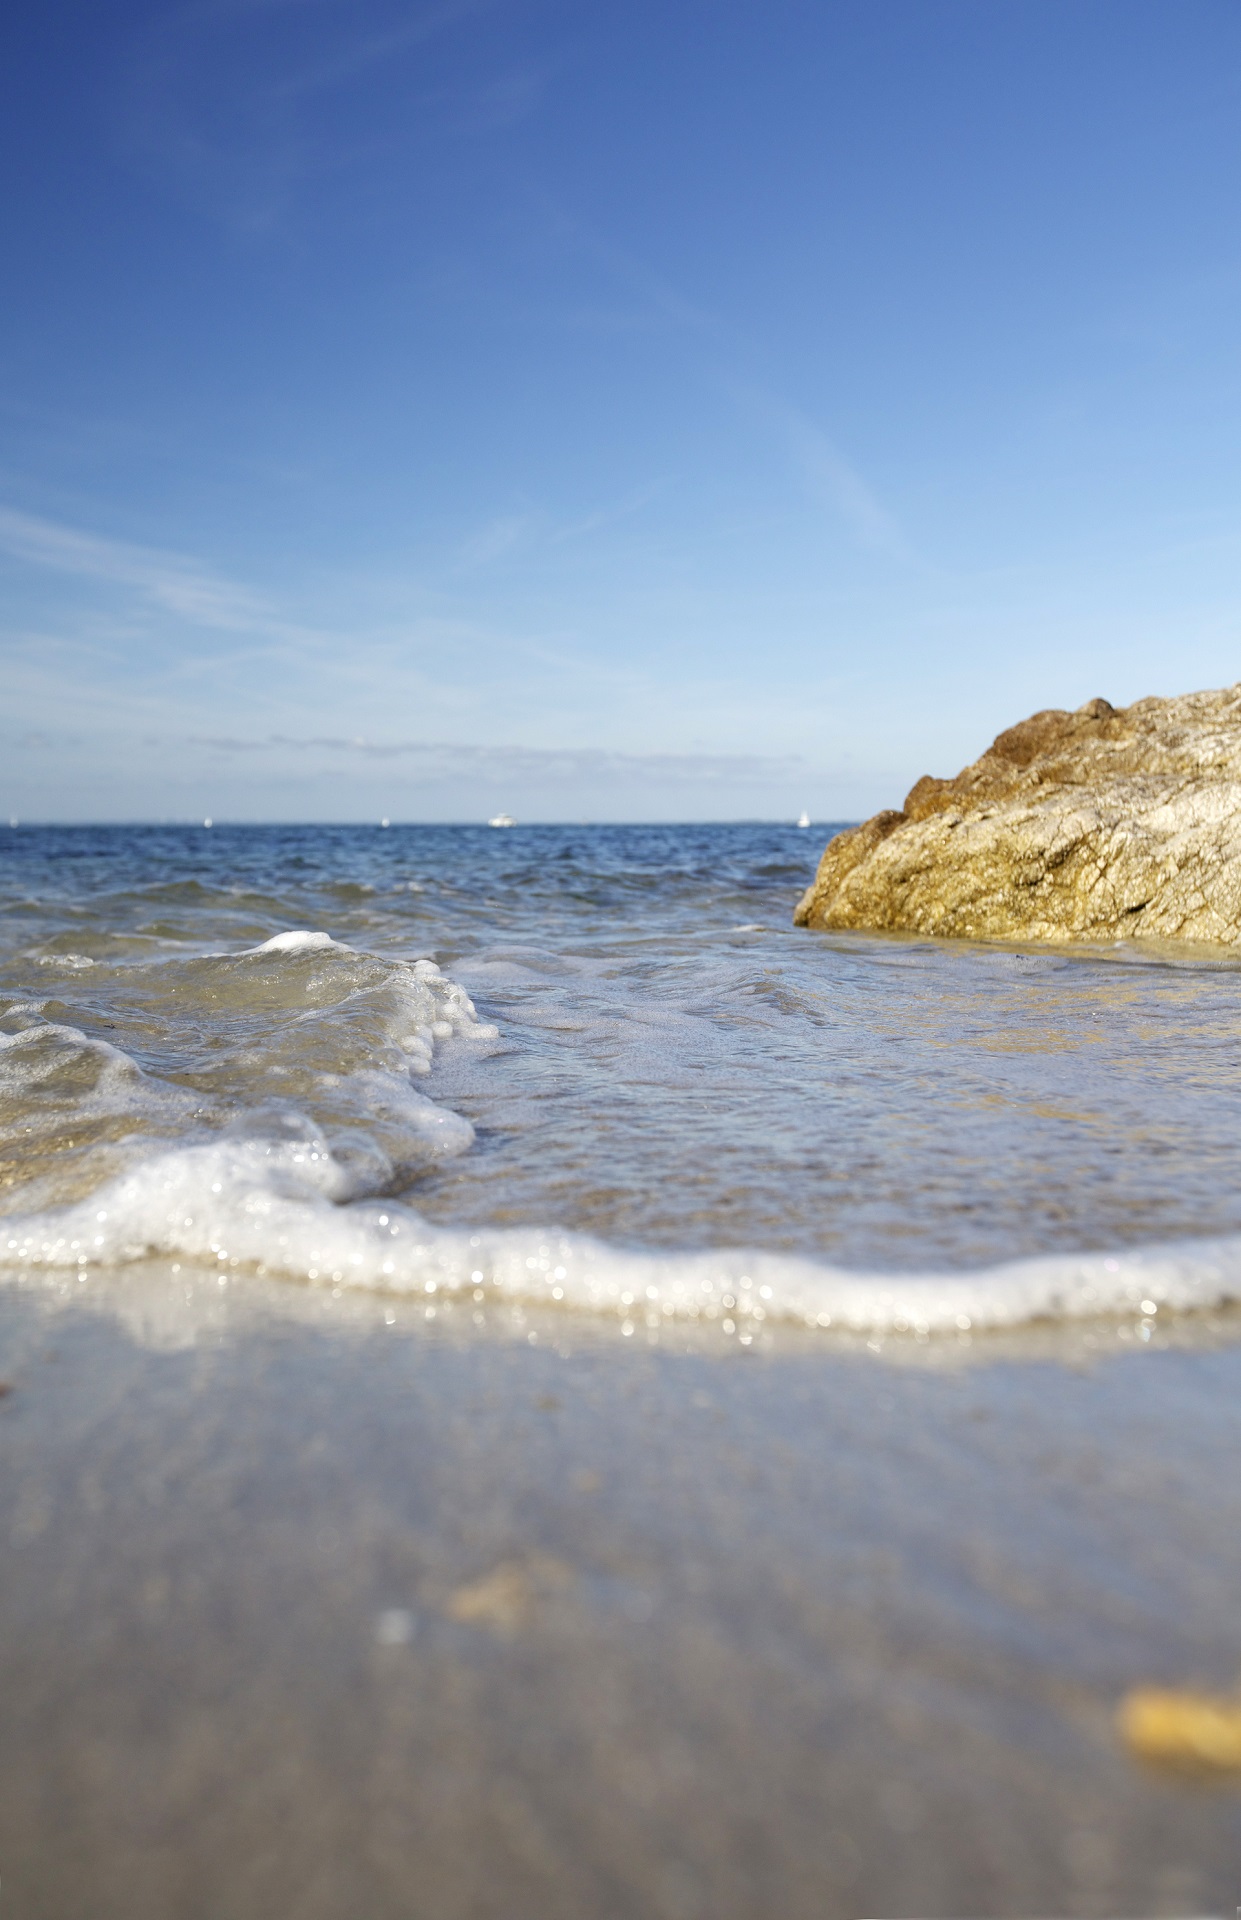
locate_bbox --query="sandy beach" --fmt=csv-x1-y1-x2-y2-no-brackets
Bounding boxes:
5,825,1241,1913
3,1274,1240,1918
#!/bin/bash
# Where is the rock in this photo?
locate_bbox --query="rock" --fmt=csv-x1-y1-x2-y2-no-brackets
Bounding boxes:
794,684,1241,944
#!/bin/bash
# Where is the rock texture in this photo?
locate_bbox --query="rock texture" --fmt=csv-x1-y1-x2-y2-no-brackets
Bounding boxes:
794,684,1241,944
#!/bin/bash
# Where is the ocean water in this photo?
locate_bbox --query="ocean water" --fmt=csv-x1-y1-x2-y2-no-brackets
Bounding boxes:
5,820,1241,1340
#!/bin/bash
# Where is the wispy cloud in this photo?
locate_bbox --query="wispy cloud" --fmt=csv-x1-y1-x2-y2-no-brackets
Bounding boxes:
548,480,670,545
268,0,496,104
456,510,544,568
442,62,548,138
0,505,314,641
0,502,666,728
454,480,667,570
558,219,719,335
188,733,800,784
544,208,906,557
726,382,907,557
119,0,532,233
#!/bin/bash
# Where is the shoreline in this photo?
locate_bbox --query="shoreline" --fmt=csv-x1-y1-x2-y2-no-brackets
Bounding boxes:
9,1255,1241,1364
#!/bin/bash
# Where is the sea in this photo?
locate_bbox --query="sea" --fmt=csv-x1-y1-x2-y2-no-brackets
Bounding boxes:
8,821,1241,1917
5,818,1241,1345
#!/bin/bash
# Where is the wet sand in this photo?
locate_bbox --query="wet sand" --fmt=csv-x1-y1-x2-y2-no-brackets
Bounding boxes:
2,1282,1240,1918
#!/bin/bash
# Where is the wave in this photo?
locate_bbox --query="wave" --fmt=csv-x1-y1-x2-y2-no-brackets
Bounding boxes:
3,931,1241,1337
0,931,491,1203
3,1112,1241,1334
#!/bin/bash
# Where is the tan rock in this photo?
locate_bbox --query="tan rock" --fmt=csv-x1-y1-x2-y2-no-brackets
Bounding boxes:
794,684,1241,944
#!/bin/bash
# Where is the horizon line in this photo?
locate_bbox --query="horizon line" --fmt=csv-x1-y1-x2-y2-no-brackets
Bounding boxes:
2,816,849,830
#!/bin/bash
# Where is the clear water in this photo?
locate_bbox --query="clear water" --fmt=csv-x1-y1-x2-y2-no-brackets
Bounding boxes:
6,821,1241,1333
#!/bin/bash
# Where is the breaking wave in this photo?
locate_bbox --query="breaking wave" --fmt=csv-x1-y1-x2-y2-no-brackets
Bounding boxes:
3,922,1241,1338
4,1089,1241,1337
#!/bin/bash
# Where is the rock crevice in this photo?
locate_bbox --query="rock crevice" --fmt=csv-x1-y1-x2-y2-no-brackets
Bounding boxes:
794,684,1241,944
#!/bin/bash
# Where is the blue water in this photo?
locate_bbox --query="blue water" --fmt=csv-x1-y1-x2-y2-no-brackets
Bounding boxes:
6,821,1241,1329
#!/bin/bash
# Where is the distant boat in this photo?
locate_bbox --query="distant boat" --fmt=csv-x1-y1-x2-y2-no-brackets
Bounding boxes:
797,811,811,829
488,813,517,828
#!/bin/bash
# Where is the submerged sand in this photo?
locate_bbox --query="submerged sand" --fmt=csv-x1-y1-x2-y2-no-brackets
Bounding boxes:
2,1280,1239,1919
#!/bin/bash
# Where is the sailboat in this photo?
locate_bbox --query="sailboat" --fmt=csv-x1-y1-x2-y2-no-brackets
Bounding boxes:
796,810,811,829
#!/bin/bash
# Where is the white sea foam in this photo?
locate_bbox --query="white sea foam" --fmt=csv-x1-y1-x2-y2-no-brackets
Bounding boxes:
0,1018,199,1127
251,930,343,954
0,940,493,1220
4,932,1239,1338
325,1069,475,1157
3,1119,1241,1333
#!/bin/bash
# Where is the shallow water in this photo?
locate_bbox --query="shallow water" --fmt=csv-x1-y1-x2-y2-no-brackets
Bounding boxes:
3,1289,1240,1920
6,821,1241,1335
5,823,1241,1917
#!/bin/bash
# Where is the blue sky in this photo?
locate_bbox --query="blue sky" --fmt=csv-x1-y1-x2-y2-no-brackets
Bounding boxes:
4,0,1241,821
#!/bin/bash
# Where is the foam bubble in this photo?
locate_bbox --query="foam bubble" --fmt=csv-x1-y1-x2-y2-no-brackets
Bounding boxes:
4,1118,1240,1334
